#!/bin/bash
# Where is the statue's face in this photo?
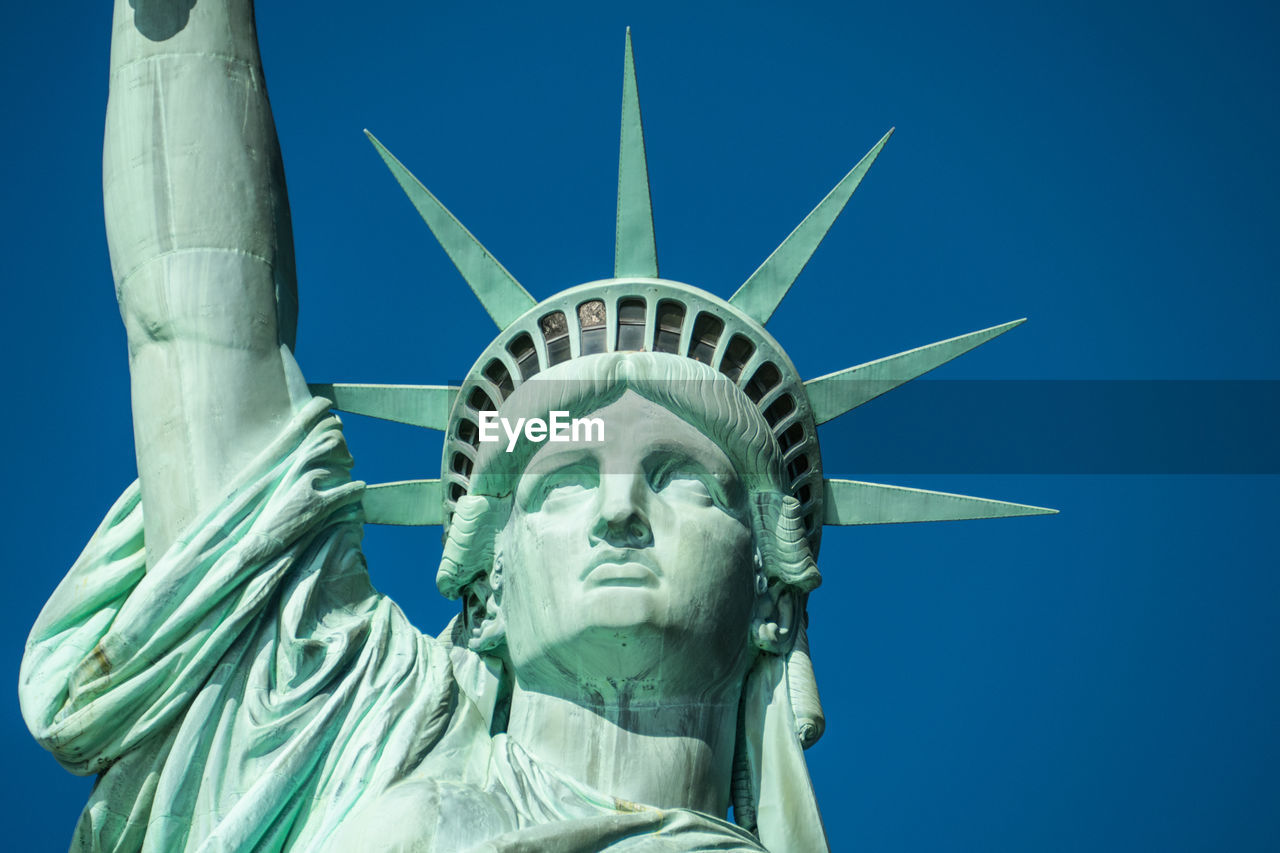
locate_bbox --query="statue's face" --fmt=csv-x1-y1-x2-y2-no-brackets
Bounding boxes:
499,391,757,700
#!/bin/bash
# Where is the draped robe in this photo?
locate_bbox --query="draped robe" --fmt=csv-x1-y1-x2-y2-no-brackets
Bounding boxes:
20,398,764,852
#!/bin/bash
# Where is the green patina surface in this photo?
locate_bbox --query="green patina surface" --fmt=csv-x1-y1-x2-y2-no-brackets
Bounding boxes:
18,3,1052,851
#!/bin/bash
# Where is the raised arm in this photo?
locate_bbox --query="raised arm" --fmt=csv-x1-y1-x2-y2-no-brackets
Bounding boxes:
104,0,304,560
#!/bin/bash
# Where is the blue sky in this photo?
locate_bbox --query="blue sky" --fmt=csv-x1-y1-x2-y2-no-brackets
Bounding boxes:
2,1,1277,850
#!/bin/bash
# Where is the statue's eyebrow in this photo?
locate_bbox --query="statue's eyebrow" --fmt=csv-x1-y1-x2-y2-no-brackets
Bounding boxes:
516,450,600,507
523,445,598,477
643,442,736,482
642,444,744,512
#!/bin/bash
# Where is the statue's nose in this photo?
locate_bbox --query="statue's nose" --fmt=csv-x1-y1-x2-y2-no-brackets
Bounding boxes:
590,473,654,548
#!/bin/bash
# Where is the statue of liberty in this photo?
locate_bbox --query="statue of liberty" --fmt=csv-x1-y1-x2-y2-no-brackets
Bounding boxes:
18,1,1052,850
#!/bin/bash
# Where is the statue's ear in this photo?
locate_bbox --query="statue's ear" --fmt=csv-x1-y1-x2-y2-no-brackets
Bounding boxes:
752,578,797,655
467,581,508,653
488,541,505,594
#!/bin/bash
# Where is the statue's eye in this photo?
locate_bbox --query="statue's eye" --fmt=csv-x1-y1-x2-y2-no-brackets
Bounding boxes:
528,463,597,511
651,459,715,506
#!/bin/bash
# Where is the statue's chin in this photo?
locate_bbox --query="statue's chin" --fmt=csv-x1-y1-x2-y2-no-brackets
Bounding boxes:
576,584,666,627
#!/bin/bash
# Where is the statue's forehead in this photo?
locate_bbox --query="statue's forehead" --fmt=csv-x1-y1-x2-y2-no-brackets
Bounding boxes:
519,390,736,471
473,377,757,495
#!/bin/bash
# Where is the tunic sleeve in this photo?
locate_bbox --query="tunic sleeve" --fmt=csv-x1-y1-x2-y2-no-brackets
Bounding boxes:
19,397,457,852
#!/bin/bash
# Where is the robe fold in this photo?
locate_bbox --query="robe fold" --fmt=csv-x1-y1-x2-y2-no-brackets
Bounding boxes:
20,399,763,852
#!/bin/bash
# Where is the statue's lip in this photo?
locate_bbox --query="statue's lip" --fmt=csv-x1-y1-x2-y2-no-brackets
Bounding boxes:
582,549,659,575
583,557,660,588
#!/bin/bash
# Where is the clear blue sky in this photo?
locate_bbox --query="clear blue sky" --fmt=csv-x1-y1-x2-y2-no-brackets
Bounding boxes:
2,1,1277,850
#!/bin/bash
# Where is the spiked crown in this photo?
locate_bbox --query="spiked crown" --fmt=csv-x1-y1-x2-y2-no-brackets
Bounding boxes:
310,30,1054,547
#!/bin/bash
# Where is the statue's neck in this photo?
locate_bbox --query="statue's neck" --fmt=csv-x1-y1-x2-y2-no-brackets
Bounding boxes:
504,682,743,815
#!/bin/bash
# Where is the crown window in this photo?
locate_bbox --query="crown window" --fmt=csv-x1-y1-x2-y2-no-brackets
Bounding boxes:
616,298,646,351
687,312,723,364
763,394,795,427
507,333,540,380
786,453,811,480
540,311,571,365
744,362,781,403
457,418,479,447
468,387,494,413
578,300,607,355
778,422,805,454
450,452,474,476
654,300,685,353
483,359,514,399
719,334,755,382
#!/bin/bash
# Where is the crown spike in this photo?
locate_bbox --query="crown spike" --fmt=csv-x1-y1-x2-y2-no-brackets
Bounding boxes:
614,28,659,278
823,479,1057,525
730,128,894,325
366,131,536,329
309,383,458,430
804,319,1024,424
363,480,445,526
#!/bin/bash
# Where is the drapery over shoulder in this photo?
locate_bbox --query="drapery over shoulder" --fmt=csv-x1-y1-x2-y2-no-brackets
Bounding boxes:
19,397,457,852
